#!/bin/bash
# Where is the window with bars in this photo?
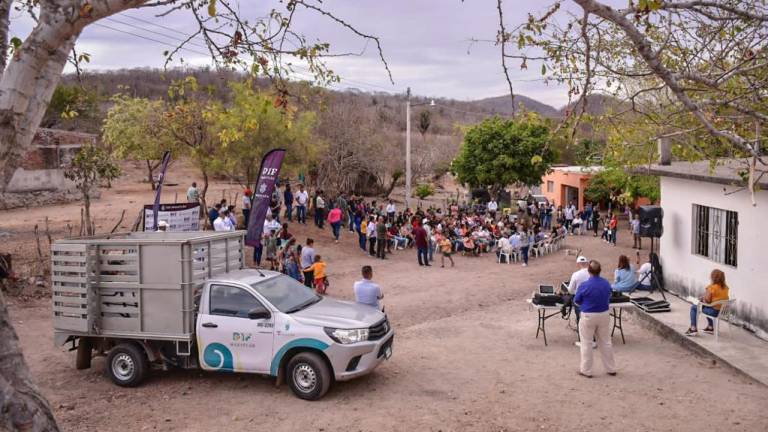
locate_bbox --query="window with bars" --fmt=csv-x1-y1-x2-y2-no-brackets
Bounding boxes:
546,181,554,193
692,204,738,267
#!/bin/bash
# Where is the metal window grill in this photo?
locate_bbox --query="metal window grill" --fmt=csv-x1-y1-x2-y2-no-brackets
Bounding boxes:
692,204,738,267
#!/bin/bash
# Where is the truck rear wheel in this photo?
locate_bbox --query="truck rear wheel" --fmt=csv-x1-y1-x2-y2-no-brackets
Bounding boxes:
107,343,148,387
286,352,331,401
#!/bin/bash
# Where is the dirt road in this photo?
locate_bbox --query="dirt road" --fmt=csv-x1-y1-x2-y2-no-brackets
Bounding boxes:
4,164,767,431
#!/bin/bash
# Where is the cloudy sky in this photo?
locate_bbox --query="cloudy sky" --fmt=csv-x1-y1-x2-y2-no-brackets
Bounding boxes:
11,0,576,107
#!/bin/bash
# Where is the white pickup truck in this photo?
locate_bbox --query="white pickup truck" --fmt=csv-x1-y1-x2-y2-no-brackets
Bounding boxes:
52,231,393,400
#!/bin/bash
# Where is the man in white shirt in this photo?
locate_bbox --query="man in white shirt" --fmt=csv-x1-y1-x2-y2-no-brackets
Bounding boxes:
563,255,591,322
487,199,499,219
295,185,309,225
636,253,653,290
386,201,396,223
213,209,234,231
263,213,281,234
354,265,384,310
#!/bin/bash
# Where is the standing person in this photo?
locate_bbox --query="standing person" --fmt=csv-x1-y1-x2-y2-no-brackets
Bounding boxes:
574,260,617,378
563,256,591,322
301,238,316,289
213,209,233,231
283,239,302,282
295,184,309,224
686,270,730,336
314,192,326,228
354,265,383,310
187,182,200,203
487,198,498,220
306,255,327,295
423,219,434,263
591,209,600,237
242,188,252,229
413,221,430,267
328,205,343,243
283,184,294,222
336,194,348,228
386,200,396,223
208,203,221,228
608,213,618,246
564,201,576,232
367,216,378,256
519,228,531,267
631,213,642,249
376,216,388,259
438,233,455,268
356,211,367,252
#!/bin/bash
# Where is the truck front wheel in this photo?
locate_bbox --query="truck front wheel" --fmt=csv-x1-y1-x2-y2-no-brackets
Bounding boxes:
286,352,331,401
107,343,148,387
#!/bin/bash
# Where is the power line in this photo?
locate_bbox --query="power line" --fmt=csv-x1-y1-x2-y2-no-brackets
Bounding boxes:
104,16,210,50
91,22,211,57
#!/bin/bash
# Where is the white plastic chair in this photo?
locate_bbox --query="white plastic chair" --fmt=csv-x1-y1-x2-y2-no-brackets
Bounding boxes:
698,298,736,342
497,238,512,264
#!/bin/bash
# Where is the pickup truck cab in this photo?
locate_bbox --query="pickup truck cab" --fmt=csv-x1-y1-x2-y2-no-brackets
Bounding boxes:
193,270,393,399
52,232,392,401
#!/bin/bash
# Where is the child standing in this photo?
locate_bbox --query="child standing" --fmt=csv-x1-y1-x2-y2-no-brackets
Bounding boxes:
438,234,454,268
307,255,327,295
265,230,278,270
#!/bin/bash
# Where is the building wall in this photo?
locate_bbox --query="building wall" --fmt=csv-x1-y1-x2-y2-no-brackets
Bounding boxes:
659,176,768,333
540,169,593,209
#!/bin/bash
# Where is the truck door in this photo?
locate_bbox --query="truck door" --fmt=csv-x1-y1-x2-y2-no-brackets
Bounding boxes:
197,284,275,374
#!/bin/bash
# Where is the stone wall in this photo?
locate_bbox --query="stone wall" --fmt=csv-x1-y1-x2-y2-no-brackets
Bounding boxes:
1,128,96,209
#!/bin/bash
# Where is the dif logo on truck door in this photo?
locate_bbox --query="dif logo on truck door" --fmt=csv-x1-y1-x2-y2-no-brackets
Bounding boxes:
202,343,234,371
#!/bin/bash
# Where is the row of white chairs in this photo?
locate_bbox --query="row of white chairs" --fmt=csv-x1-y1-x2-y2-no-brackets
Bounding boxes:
496,235,566,264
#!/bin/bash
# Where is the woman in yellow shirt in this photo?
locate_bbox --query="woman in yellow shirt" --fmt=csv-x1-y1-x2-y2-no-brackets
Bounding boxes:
686,269,729,336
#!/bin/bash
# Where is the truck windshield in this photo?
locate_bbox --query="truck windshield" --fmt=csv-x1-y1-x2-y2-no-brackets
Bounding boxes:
251,276,321,313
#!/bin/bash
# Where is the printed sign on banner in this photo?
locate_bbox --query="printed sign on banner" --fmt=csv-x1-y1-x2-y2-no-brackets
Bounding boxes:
144,203,201,232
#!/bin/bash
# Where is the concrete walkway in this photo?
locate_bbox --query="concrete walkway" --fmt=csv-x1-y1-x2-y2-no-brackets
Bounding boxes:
627,292,768,387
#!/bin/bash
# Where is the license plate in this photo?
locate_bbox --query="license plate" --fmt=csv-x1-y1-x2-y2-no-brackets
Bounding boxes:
384,346,392,359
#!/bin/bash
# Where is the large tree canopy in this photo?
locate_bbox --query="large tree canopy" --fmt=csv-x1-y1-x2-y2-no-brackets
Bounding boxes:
451,114,555,191
494,0,767,202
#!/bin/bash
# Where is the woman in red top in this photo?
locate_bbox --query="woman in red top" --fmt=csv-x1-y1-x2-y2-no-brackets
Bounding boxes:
608,213,618,246
327,206,343,243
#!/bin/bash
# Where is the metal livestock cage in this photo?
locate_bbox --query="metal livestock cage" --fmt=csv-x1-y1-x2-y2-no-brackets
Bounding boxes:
51,231,244,344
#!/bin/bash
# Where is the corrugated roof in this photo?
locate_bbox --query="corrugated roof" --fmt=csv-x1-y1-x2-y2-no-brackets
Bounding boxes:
638,159,768,188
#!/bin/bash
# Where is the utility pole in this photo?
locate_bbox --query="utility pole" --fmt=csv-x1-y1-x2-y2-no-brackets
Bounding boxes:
405,87,412,210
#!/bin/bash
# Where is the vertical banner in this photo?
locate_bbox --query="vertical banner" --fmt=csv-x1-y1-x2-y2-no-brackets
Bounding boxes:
151,150,172,231
246,149,286,247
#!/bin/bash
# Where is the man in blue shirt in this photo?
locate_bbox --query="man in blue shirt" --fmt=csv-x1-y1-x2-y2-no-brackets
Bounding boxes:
574,260,616,378
353,266,384,310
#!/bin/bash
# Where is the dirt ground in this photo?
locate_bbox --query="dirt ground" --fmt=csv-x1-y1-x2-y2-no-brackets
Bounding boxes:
3,163,767,431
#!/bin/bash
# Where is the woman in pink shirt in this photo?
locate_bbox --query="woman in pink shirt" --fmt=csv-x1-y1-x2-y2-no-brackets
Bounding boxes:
327,206,343,243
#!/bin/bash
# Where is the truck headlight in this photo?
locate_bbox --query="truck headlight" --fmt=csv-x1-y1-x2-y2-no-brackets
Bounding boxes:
324,327,369,344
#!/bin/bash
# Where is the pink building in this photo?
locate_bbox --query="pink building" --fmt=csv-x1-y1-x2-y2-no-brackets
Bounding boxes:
540,166,602,209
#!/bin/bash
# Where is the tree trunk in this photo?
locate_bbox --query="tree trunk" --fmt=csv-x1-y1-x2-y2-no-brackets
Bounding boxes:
0,0,11,73
0,290,60,431
201,171,210,229
383,172,403,199
146,160,156,191
83,184,92,236
0,1,148,191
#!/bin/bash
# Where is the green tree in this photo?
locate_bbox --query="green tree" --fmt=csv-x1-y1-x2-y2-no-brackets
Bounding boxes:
451,114,555,194
163,77,221,225
64,143,121,236
42,84,98,129
584,167,660,205
214,82,316,188
415,183,434,200
102,95,175,190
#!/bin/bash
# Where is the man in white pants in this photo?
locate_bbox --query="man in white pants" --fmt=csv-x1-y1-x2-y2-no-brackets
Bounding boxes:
573,260,617,378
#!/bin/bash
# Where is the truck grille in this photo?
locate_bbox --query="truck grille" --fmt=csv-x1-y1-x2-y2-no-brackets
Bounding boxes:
368,317,390,341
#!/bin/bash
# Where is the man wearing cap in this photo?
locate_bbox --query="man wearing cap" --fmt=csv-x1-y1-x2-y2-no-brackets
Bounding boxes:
562,254,591,321
156,221,169,232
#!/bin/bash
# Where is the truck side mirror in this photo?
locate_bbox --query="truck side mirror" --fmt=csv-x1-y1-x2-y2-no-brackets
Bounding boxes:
247,307,271,320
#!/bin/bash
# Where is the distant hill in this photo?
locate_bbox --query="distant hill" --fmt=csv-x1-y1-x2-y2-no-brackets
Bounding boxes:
472,94,560,118
557,93,625,117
